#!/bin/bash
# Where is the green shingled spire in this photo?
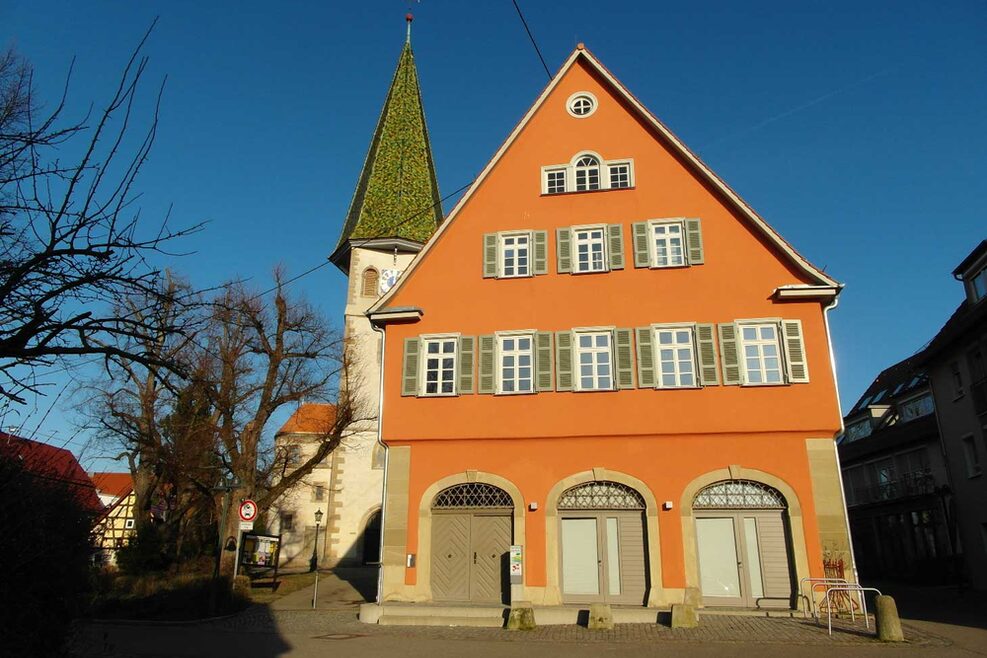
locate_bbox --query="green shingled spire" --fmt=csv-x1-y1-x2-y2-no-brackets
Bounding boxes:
332,40,441,266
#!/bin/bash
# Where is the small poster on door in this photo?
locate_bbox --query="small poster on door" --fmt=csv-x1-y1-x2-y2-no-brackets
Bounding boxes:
510,544,523,583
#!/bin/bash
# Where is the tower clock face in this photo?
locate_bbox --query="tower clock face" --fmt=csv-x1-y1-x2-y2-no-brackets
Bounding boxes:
380,269,401,294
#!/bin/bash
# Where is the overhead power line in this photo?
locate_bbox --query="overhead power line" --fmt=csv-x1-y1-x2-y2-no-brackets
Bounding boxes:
511,0,552,80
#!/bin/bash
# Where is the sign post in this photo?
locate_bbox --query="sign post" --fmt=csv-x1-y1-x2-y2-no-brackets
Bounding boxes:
509,544,523,603
233,500,258,580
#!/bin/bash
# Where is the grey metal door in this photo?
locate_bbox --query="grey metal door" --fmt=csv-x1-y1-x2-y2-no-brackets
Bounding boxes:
559,510,648,605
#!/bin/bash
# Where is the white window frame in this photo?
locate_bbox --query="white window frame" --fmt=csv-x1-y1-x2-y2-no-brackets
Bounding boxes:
970,263,987,302
498,231,532,278
566,91,598,118
648,219,688,268
571,224,609,274
495,330,536,395
737,320,786,386
608,160,633,189
124,519,135,529
573,328,615,392
419,334,459,397
544,167,567,194
540,153,635,195
961,434,982,478
652,323,700,389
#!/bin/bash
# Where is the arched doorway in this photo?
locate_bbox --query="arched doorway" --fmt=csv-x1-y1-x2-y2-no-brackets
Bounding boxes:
430,483,513,604
557,481,649,605
693,480,795,608
362,509,382,565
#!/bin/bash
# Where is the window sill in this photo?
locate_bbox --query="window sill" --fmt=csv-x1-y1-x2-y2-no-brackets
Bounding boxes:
654,385,702,391
648,263,691,270
953,392,965,402
416,393,459,398
968,470,983,479
571,268,611,275
740,382,789,388
541,186,635,198
495,390,537,396
494,274,536,280
573,388,618,393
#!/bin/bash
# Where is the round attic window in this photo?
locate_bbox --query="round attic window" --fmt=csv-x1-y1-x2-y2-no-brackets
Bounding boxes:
566,92,597,118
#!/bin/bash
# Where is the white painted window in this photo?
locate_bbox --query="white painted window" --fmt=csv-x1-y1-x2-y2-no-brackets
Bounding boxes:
286,445,302,467
567,93,597,117
499,233,530,278
739,324,784,385
899,394,934,422
609,162,631,189
962,435,982,477
498,333,534,394
971,265,987,302
651,220,686,267
575,331,613,391
844,420,873,442
654,326,698,388
313,484,326,502
124,519,135,529
545,168,567,194
573,227,607,273
541,155,633,194
421,337,458,396
574,156,601,191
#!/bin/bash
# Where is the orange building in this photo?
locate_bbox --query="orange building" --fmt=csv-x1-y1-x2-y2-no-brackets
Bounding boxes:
365,46,853,615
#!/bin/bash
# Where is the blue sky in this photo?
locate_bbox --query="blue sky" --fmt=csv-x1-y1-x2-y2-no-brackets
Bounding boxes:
3,1,985,469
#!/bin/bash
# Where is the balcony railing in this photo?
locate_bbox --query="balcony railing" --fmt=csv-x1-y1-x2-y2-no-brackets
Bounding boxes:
848,469,937,506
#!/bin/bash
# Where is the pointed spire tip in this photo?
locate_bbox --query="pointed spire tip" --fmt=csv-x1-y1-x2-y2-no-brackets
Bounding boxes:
405,13,413,44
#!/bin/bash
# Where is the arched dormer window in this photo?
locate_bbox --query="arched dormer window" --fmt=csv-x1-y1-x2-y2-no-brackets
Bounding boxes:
541,152,633,195
574,155,601,191
361,267,379,297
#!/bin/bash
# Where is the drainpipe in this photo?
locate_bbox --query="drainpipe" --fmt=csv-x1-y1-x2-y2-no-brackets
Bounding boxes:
370,318,389,606
823,292,860,584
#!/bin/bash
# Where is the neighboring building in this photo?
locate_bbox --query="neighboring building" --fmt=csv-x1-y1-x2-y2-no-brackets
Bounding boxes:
365,45,853,612
0,432,103,516
269,21,441,570
838,358,956,584
91,472,137,566
917,240,987,589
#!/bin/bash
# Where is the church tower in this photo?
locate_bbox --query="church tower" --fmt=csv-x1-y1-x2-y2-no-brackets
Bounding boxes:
324,16,441,565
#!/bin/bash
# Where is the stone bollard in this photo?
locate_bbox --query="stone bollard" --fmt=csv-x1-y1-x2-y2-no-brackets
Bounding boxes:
874,595,904,642
587,603,614,630
670,603,699,628
507,606,536,631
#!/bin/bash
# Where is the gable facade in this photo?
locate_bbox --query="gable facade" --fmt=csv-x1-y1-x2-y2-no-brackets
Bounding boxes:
369,47,852,611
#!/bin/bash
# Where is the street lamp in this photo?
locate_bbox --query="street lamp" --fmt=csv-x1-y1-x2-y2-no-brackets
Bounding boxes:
312,508,323,610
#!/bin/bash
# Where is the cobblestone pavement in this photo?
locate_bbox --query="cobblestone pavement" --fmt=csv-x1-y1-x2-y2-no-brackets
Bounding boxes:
71,606,951,657
219,608,950,645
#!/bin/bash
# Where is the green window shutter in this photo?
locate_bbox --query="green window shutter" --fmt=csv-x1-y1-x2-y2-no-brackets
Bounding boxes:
685,218,704,265
614,328,635,389
533,230,548,275
483,233,498,278
535,331,554,392
556,227,572,274
718,323,741,385
695,323,720,386
402,337,420,396
555,331,573,391
608,224,625,270
477,334,496,394
635,326,655,388
458,336,475,394
781,319,810,383
632,221,650,268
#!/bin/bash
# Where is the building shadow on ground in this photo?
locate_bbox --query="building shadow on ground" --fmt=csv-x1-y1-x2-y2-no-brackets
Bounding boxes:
872,579,987,630
331,565,379,604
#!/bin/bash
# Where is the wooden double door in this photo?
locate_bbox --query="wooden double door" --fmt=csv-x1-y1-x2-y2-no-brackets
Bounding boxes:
695,510,794,608
559,510,648,605
431,511,512,603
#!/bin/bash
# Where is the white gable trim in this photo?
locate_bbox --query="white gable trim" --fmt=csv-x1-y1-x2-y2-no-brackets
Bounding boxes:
369,47,838,315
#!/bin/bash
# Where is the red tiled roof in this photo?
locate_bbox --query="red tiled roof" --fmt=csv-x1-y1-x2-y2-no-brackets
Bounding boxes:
92,472,134,499
276,403,337,435
0,432,104,515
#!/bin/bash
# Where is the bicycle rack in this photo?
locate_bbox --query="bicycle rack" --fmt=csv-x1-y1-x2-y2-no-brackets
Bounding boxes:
798,577,848,620
821,585,882,636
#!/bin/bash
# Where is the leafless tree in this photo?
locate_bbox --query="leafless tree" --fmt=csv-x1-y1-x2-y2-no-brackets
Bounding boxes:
0,24,203,404
201,269,368,574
